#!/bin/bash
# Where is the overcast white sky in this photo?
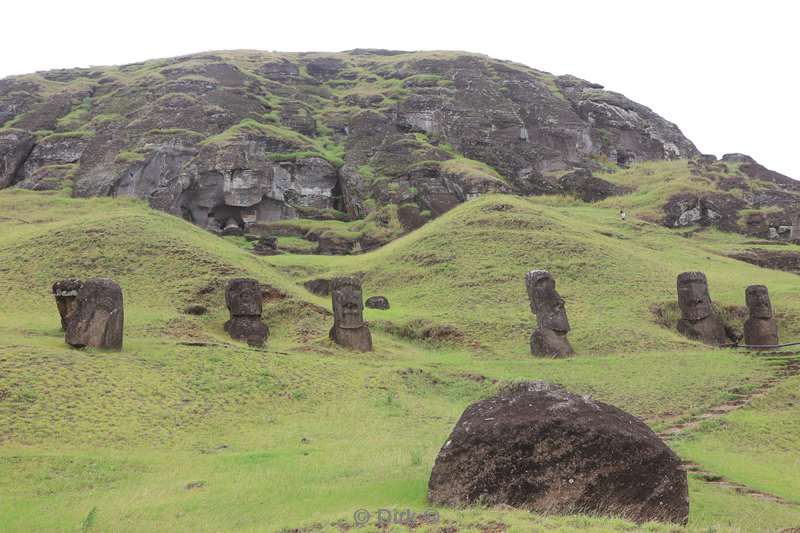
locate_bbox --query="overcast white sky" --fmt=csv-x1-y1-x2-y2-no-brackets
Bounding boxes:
2,0,797,178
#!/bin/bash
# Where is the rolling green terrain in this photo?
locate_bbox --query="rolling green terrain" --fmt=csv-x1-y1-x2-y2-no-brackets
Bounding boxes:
1,161,799,532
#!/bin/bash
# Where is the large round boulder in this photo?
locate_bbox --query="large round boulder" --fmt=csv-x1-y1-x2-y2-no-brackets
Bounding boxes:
428,382,689,525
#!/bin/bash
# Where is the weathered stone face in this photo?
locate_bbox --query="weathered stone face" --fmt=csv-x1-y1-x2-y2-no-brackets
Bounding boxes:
745,285,773,319
331,277,365,329
525,270,573,357
525,270,570,333
224,278,268,346
52,278,83,330
65,278,124,350
675,271,733,346
225,279,262,316
744,285,779,348
677,271,712,321
428,382,689,525
329,277,372,351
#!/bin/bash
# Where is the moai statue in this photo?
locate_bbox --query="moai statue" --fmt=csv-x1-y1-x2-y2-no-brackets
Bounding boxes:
329,277,372,351
65,278,124,350
676,272,731,346
525,270,574,357
224,278,269,347
743,285,779,348
52,278,83,330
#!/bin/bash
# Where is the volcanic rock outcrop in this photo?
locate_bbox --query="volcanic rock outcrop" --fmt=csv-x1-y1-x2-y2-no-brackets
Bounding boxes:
224,278,269,346
3,51,796,248
525,270,574,357
428,381,689,525
743,285,778,348
675,272,732,346
65,278,124,350
329,277,372,351
52,278,83,330
662,155,800,238
0,51,700,234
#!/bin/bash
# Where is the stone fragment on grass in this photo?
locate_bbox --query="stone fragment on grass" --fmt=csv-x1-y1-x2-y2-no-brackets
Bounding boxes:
365,295,390,310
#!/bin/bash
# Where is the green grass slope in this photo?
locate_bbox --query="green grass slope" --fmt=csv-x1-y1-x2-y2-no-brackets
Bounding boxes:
1,189,800,531
268,192,800,355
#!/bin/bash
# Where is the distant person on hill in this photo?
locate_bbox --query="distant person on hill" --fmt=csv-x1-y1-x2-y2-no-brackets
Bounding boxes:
619,209,627,221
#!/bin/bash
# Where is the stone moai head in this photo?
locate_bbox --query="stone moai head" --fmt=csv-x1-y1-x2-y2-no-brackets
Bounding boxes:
331,277,364,329
525,270,570,333
745,285,773,319
52,278,83,330
53,278,83,297
65,278,124,350
677,272,712,321
225,279,262,317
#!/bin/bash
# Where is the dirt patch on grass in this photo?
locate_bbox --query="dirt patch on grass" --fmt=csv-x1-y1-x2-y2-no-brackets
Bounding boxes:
376,319,465,345
728,249,800,275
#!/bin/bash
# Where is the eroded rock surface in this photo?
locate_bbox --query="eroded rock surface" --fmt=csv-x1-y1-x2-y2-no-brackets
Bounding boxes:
52,278,83,330
2,51,796,248
224,278,269,346
525,270,574,357
743,285,778,348
329,277,372,351
428,381,689,524
0,51,700,233
662,156,799,238
65,278,124,350
365,295,390,310
676,272,733,346
0,129,35,188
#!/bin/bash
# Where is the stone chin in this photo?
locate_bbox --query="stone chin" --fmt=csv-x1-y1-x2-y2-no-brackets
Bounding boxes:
336,313,364,329
682,304,711,321
541,317,570,333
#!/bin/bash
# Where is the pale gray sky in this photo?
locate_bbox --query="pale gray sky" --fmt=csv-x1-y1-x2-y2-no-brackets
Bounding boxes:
2,0,797,178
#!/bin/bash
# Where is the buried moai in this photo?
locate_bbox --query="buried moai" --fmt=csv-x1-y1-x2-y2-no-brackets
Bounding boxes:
525,270,574,357
65,278,124,350
329,277,373,351
427,382,689,525
224,279,269,346
52,278,83,330
676,272,732,346
743,285,779,348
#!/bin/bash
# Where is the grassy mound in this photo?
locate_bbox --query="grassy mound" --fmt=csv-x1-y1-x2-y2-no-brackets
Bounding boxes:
268,193,800,354
1,189,800,531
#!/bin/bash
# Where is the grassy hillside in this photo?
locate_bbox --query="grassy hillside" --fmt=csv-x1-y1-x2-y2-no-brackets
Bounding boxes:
1,187,800,531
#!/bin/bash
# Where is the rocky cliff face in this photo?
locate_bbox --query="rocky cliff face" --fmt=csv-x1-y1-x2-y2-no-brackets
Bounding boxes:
0,49,793,246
